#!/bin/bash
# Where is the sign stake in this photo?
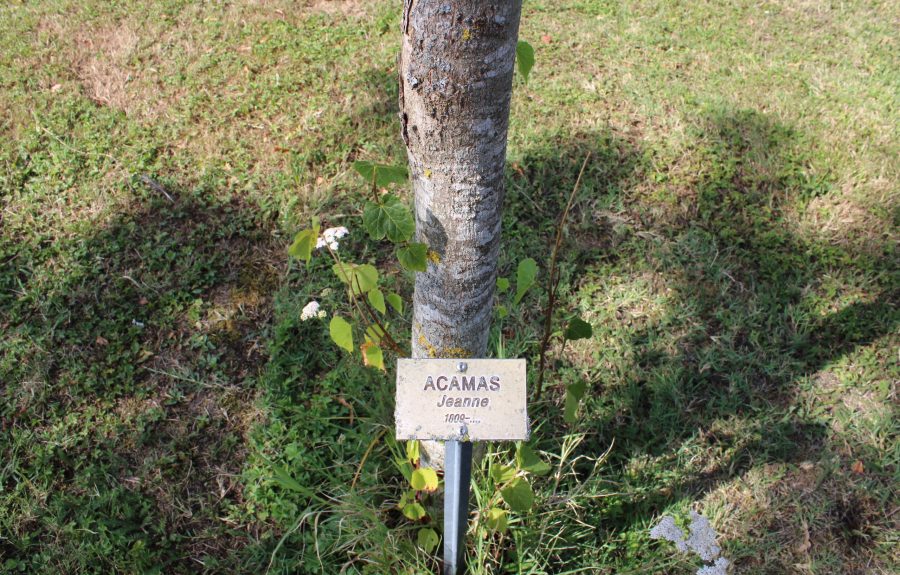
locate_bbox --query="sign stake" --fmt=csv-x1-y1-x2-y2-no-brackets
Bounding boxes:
394,358,528,574
443,440,473,575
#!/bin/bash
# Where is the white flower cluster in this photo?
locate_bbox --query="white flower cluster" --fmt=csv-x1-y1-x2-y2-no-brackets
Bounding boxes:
300,300,327,321
650,515,689,552
650,511,729,575
316,226,349,251
686,510,721,561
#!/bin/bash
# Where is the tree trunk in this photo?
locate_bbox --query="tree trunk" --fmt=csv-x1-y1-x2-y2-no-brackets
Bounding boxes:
400,0,523,466
401,0,522,358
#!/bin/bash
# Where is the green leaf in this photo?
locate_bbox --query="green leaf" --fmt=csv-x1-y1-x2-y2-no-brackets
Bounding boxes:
406,440,420,465
514,258,538,305
386,292,404,314
484,507,508,533
497,305,508,319
398,489,417,509
564,316,593,340
564,390,579,424
352,161,409,188
361,341,384,371
271,466,325,504
351,264,379,294
397,242,429,272
395,459,414,482
516,40,535,83
332,262,379,294
402,502,427,521
363,194,415,242
491,464,517,484
500,477,534,512
516,444,551,476
287,229,316,262
329,316,354,353
271,465,307,494
368,288,386,314
287,217,320,262
496,277,510,294
417,528,440,553
410,468,439,492
568,379,588,400
563,380,588,424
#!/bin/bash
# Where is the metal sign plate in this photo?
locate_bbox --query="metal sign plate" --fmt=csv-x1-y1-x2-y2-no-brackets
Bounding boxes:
395,358,528,441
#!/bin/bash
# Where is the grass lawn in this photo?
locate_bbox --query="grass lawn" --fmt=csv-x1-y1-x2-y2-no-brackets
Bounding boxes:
1,0,897,573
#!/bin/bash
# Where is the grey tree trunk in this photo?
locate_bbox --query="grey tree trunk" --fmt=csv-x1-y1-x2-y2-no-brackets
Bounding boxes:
400,0,523,467
401,0,522,358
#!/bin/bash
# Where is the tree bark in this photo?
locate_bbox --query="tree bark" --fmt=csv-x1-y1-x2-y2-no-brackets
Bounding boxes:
400,0,522,467
401,0,522,357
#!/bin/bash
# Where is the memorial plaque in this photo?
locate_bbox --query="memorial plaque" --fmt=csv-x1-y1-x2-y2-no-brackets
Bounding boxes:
395,358,528,441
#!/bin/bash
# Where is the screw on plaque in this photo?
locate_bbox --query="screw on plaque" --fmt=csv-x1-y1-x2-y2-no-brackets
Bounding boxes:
457,361,467,373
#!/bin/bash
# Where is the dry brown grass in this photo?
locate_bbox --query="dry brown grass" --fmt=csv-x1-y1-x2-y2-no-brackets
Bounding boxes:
801,190,898,258
706,459,898,574
74,22,140,112
307,0,368,18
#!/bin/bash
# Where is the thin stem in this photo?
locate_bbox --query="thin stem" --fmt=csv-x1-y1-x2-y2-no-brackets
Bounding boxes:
324,242,406,356
357,283,407,355
351,427,387,489
370,171,379,203
535,153,591,402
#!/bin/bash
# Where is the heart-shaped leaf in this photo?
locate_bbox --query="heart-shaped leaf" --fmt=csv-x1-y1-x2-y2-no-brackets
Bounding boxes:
411,468,439,492
563,380,588,424
363,194,415,243
329,316,354,353
352,161,409,188
516,443,551,476
514,258,538,305
417,527,440,552
332,262,379,294
368,288,386,314
361,341,384,371
516,40,535,83
287,218,320,263
402,502,427,520
500,477,534,512
288,229,316,262
386,292,404,314
397,242,429,272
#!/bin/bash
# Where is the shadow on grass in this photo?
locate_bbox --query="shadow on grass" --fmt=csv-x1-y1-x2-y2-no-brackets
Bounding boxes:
504,110,897,571
0,175,280,572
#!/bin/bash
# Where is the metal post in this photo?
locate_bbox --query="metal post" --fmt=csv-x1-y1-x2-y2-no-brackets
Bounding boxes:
443,440,473,575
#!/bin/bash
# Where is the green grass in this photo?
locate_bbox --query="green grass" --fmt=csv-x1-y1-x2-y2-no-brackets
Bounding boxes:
1,0,897,573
